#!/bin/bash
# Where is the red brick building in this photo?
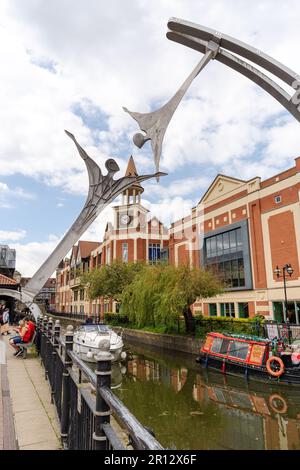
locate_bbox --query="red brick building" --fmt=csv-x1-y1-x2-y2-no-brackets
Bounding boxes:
56,155,300,323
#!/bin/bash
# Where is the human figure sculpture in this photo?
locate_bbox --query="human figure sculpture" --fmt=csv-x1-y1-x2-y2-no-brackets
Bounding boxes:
23,131,166,300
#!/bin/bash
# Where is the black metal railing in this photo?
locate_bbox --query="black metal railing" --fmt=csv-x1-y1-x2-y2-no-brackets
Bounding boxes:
48,311,101,323
35,315,163,451
263,320,300,343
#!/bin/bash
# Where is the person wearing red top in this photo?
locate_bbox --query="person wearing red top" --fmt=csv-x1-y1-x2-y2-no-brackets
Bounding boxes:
9,317,36,357
23,320,35,343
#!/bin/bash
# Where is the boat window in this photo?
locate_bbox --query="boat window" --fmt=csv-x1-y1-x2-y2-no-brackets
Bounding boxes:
97,325,110,334
210,337,230,354
228,341,249,360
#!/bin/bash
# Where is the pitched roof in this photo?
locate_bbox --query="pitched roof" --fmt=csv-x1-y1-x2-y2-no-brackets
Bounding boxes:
0,273,17,285
125,156,144,194
78,241,100,259
199,174,247,205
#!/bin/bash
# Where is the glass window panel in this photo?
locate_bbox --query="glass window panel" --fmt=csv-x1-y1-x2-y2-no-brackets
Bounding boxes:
211,337,223,353
229,230,237,253
238,258,245,286
209,304,217,317
223,232,230,254
122,243,128,262
206,238,211,258
236,228,243,249
232,259,239,287
228,341,249,360
210,237,217,257
217,234,223,256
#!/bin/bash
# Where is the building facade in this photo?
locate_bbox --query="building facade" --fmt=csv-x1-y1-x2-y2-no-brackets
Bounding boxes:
56,155,300,323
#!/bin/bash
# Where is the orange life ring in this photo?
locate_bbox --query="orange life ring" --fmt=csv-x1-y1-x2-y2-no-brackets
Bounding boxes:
269,394,288,414
266,356,285,377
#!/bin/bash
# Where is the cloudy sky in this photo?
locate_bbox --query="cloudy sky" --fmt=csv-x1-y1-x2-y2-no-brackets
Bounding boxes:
1,0,300,276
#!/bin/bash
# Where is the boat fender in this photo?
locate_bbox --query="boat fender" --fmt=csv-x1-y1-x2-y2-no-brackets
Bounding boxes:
87,350,93,359
120,351,127,360
269,394,288,414
266,356,285,378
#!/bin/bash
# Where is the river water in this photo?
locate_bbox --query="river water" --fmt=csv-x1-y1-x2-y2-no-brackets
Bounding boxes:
58,321,300,450
113,340,300,450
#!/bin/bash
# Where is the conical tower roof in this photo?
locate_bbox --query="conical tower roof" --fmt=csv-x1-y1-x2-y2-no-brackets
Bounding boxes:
124,156,144,195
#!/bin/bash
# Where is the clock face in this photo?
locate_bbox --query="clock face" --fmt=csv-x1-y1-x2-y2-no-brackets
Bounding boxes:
120,214,130,226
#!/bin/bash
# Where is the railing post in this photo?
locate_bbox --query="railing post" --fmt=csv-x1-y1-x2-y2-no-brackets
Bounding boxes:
36,316,41,355
45,317,53,381
93,339,112,450
51,320,61,404
41,315,48,366
60,325,74,448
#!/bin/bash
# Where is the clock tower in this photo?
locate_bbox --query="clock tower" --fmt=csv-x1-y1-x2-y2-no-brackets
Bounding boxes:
114,156,149,232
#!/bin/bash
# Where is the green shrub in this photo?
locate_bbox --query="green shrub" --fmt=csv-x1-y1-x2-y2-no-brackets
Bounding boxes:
195,315,264,338
104,312,129,326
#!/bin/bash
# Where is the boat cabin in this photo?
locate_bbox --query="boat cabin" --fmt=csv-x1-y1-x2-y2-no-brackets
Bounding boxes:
201,332,271,367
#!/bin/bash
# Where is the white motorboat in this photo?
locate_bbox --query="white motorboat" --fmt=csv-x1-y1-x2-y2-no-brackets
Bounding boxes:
73,324,126,363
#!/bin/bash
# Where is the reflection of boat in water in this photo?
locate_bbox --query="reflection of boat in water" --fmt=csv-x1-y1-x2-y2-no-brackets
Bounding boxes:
196,369,300,419
198,332,300,387
73,324,126,363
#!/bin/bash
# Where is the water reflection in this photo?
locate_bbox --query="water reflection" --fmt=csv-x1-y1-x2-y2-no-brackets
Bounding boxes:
113,343,300,450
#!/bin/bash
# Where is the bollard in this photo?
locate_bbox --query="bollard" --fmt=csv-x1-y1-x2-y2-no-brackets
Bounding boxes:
61,325,73,447
93,339,112,450
54,320,61,347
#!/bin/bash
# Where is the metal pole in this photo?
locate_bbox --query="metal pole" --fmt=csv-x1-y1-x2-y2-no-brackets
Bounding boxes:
283,266,292,344
61,325,73,448
93,340,112,450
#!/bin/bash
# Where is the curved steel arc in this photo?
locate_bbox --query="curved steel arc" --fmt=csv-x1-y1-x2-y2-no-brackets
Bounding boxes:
167,17,300,87
125,17,300,171
167,31,300,123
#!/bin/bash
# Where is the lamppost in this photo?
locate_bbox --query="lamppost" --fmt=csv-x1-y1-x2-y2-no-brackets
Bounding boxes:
274,264,294,343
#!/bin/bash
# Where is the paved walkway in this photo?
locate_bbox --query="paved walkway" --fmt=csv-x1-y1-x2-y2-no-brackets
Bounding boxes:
0,335,62,450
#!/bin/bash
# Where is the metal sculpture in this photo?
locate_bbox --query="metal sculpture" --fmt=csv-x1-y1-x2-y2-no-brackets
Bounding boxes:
19,131,166,313
125,17,300,171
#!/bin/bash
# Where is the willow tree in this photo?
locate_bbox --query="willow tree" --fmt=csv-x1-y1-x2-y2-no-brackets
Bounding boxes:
121,264,223,333
81,260,145,303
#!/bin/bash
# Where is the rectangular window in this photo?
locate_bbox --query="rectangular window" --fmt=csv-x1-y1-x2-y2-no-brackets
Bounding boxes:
149,243,161,263
106,246,111,265
228,341,249,360
220,302,235,318
238,303,249,318
80,289,84,301
223,232,230,254
275,195,282,204
80,305,84,314
229,230,237,253
122,243,128,262
74,290,78,302
209,304,217,317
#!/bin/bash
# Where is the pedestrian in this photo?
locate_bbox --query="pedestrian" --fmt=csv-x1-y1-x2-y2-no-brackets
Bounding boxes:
1,307,10,335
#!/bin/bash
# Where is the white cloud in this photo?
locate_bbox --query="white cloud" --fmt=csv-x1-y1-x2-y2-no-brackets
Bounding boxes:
10,235,60,276
0,230,27,242
0,181,36,208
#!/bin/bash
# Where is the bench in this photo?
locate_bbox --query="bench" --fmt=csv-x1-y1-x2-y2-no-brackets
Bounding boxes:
19,331,37,359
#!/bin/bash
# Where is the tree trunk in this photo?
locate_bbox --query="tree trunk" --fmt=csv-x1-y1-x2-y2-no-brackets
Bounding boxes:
183,305,195,334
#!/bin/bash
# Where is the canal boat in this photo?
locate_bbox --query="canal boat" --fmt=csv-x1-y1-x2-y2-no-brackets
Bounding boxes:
197,332,300,387
73,324,126,363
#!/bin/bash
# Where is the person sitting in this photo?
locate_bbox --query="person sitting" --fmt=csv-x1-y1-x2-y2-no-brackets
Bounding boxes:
9,317,35,357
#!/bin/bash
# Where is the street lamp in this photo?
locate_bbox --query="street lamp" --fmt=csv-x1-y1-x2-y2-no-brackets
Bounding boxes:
274,263,294,322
